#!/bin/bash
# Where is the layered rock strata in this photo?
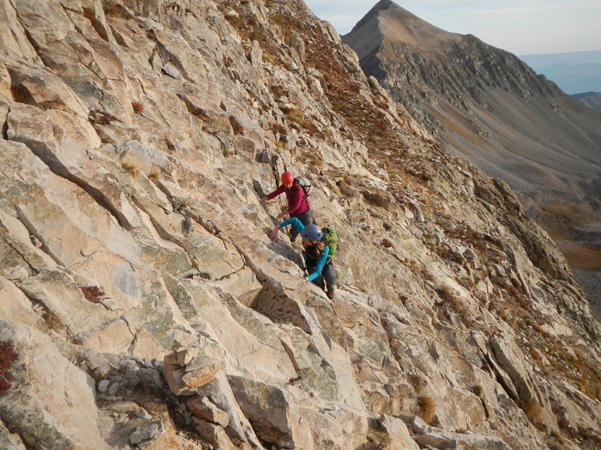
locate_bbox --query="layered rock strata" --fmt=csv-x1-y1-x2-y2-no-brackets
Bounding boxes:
0,0,600,449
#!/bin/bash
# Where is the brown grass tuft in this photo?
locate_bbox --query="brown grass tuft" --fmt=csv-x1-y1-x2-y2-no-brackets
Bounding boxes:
121,162,139,178
410,375,425,393
103,3,130,19
471,384,484,397
41,310,65,334
517,399,544,430
418,395,437,424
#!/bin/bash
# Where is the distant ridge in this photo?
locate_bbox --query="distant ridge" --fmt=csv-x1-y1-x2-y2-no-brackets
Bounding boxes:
572,92,601,112
343,0,601,299
520,49,601,68
343,0,601,209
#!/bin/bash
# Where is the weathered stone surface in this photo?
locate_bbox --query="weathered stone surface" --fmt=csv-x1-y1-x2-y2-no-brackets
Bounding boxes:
379,415,420,450
228,376,314,450
186,396,230,427
162,337,224,395
182,355,222,388
195,371,265,448
116,140,170,170
0,275,41,328
415,430,511,450
0,0,599,449
0,420,26,450
19,268,132,351
0,319,110,450
192,418,238,450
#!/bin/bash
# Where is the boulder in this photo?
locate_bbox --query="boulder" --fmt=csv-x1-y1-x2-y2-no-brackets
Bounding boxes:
192,418,238,450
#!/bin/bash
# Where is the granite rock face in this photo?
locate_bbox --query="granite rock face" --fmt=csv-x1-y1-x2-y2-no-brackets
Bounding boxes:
0,0,600,449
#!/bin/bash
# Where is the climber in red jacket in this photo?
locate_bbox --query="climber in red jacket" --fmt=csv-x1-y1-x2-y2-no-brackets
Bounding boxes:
259,171,312,242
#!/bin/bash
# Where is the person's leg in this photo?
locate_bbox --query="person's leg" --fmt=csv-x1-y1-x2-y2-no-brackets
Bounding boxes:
306,265,325,290
298,209,313,227
289,210,312,241
323,264,338,297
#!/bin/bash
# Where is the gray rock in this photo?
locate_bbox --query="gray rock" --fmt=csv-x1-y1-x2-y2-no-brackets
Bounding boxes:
98,380,110,393
129,422,162,445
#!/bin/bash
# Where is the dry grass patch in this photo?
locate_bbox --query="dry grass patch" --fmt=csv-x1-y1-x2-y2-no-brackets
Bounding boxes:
103,2,130,19
418,395,437,424
280,106,324,138
121,162,139,178
516,399,544,430
530,203,592,241
409,375,425,393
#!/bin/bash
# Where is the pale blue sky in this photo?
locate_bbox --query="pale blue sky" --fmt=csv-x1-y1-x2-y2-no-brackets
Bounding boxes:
303,0,601,56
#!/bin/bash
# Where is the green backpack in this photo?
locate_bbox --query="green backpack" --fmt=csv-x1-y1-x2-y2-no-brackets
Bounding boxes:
322,227,338,257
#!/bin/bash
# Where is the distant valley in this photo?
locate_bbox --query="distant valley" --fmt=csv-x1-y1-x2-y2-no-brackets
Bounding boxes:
519,50,601,95
572,92,601,112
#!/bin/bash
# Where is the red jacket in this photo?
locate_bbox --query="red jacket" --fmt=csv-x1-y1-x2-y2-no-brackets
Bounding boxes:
266,183,310,215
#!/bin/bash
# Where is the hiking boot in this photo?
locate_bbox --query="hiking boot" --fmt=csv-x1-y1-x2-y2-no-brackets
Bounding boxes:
327,290,335,299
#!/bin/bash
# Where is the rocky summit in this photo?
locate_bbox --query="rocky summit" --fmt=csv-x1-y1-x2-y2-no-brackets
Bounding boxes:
0,1,600,450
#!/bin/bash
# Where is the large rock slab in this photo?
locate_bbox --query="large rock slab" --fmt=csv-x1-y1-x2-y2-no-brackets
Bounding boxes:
163,278,297,383
228,376,314,450
415,429,511,450
7,105,141,231
0,319,111,450
195,371,265,449
18,268,131,351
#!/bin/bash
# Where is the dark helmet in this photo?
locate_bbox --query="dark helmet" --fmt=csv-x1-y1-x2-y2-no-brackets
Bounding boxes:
301,225,322,241
281,171,294,185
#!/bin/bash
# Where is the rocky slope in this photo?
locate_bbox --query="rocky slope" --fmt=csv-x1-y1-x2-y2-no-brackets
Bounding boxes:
0,0,600,449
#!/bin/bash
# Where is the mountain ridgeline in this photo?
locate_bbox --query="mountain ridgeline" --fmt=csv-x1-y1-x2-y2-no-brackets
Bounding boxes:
0,0,601,449
572,92,601,113
343,0,601,311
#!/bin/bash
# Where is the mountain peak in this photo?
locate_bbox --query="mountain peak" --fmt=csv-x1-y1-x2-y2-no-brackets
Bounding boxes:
348,0,417,35
343,0,457,63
